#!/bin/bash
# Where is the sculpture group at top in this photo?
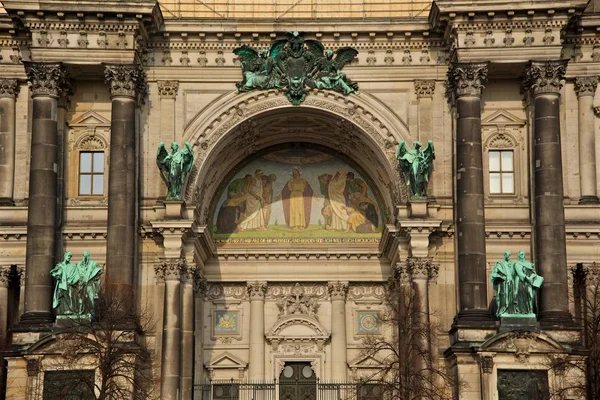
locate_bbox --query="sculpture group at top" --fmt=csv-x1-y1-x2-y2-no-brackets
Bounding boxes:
233,31,359,105
157,141,195,201
51,251,103,317
396,140,436,200
491,251,544,318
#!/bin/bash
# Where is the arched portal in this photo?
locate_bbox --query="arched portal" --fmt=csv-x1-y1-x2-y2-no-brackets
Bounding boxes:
184,90,412,225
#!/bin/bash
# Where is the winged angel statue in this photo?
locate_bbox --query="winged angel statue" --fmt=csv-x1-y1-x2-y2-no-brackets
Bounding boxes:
157,141,194,200
233,31,359,105
396,140,435,200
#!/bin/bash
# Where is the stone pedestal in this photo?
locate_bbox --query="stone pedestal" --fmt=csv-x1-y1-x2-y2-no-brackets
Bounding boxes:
19,63,69,328
499,316,540,333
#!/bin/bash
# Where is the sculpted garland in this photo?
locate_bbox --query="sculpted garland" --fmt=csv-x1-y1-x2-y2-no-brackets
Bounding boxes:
233,31,359,105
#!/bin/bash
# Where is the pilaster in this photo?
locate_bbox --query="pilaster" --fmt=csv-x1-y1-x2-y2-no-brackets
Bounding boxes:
0,79,19,205
247,281,267,380
328,281,348,381
157,80,179,143
574,76,599,204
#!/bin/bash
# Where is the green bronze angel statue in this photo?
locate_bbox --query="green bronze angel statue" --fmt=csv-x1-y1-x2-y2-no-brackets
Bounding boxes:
396,140,435,200
157,141,194,200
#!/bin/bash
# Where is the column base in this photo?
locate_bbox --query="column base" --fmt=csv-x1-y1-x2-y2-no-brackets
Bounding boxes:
578,195,599,205
13,312,54,331
454,309,496,327
538,311,577,330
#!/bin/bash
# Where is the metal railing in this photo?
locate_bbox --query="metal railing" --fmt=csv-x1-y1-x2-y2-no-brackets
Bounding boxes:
158,0,431,20
194,379,391,400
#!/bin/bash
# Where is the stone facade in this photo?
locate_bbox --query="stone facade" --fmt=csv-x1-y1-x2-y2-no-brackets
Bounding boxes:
0,0,599,399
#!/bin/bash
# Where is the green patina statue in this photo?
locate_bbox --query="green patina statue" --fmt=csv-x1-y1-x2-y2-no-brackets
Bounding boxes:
51,251,103,317
491,250,544,318
233,31,359,105
157,141,194,200
396,140,435,200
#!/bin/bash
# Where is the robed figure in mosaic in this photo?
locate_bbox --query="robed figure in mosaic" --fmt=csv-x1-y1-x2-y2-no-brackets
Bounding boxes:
278,168,314,229
396,140,435,200
157,141,194,200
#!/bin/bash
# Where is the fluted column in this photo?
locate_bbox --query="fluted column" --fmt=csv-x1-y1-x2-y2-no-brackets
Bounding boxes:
247,281,267,380
574,77,599,204
447,62,491,324
103,65,146,295
328,281,348,381
0,79,19,205
156,259,183,400
523,60,572,327
20,63,69,326
181,264,203,399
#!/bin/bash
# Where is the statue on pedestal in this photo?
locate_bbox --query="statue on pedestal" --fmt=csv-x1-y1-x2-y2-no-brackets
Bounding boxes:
396,140,435,200
491,250,544,318
51,251,103,317
157,141,195,201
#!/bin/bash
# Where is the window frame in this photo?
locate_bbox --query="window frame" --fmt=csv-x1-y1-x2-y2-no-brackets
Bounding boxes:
488,149,515,195
78,150,105,197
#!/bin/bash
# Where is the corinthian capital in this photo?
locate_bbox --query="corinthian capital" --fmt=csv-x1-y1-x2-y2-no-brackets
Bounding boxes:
155,258,184,282
328,281,348,301
247,281,267,300
447,62,488,98
523,60,568,96
0,79,19,99
406,257,439,281
0,266,12,287
157,80,179,99
24,62,70,98
574,76,598,98
415,80,436,99
104,64,147,104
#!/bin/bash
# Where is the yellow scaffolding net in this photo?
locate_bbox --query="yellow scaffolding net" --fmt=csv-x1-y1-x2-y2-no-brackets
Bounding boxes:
158,0,432,19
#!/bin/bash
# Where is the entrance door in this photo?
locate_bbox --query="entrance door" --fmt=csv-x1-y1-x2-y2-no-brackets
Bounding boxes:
279,362,316,400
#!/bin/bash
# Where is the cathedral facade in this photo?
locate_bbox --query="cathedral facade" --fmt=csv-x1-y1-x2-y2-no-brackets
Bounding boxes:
0,0,599,399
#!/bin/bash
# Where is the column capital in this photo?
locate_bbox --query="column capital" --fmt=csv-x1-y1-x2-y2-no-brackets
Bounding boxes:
328,281,349,301
523,60,568,96
393,262,412,284
155,258,185,282
247,281,267,300
24,62,70,99
414,80,436,99
447,62,488,99
104,64,147,104
0,79,19,99
157,80,180,99
478,354,494,374
0,266,11,288
574,76,598,98
406,257,439,281
26,358,41,377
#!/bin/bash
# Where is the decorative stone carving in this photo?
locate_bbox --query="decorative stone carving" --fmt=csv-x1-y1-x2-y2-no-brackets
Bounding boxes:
523,60,567,96
328,281,348,301
419,49,430,64
484,30,495,47
401,49,412,65
415,80,435,99
162,50,172,66
479,355,494,374
206,283,248,300
346,284,386,300
407,257,438,280
593,45,600,62
77,31,88,48
26,359,40,377
215,51,225,66
523,28,534,46
247,281,267,300
504,29,514,46
393,262,411,284
180,51,190,66
57,31,69,48
198,51,208,67
574,76,598,98
464,31,476,47
97,31,108,49
155,258,184,282
276,283,320,319
116,31,128,49
384,50,394,65
0,79,19,99
366,50,376,66
38,30,51,47
0,267,11,287
104,64,147,104
157,80,179,99
543,28,555,45
447,62,488,98
9,48,20,64
24,62,70,98
266,283,328,300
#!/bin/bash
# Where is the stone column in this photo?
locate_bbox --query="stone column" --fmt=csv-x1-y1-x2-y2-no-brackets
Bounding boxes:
574,77,599,204
447,62,491,324
523,60,572,327
20,63,69,326
103,65,146,295
0,79,19,205
247,281,267,380
181,264,203,399
156,259,183,400
328,281,348,381
0,267,11,342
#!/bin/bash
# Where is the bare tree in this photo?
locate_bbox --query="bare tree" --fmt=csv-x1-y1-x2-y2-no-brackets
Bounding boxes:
357,278,460,400
40,288,158,400
546,264,600,400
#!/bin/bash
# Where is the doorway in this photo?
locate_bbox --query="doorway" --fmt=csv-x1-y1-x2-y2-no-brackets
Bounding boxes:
279,362,316,400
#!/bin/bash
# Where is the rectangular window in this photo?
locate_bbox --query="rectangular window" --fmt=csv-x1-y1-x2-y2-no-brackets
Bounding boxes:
79,151,104,196
489,150,514,194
